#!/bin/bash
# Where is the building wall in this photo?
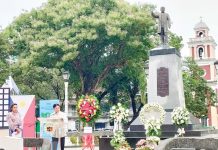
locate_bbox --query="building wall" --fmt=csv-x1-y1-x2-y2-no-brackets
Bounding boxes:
200,65,211,80
209,106,218,128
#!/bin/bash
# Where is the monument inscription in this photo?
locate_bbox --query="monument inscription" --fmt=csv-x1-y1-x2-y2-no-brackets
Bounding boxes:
157,67,169,97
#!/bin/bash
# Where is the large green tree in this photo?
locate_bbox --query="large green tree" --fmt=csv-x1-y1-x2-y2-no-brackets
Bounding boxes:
1,0,156,97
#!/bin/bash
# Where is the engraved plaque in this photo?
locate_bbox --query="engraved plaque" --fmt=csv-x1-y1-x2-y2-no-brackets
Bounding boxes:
157,67,169,97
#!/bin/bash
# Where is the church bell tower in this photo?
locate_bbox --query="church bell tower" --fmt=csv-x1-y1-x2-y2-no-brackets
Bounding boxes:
188,20,217,82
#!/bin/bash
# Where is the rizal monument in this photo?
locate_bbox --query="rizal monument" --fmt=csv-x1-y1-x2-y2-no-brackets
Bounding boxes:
130,6,188,130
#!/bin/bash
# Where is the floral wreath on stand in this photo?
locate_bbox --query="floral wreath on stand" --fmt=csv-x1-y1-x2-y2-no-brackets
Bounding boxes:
77,95,101,126
109,103,131,150
171,107,190,137
77,95,101,150
137,103,166,150
110,103,129,126
139,103,165,126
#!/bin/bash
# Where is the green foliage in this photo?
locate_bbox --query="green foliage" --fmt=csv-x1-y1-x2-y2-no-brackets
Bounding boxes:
0,36,10,85
183,58,216,118
147,127,161,137
1,0,156,97
12,65,64,100
151,30,183,50
169,32,183,50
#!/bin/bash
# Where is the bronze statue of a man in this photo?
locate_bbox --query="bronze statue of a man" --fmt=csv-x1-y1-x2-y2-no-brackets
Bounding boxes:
152,7,171,46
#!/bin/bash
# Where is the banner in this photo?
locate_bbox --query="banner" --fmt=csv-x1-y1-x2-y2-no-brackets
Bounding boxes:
39,99,59,138
10,95,36,138
11,95,36,150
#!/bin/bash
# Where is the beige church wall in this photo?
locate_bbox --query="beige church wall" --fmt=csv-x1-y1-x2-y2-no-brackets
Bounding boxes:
210,106,218,128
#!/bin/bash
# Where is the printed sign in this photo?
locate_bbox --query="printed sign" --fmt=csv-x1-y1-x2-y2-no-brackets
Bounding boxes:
39,99,59,138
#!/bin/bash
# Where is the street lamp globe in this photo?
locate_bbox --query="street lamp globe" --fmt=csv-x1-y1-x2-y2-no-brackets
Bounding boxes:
62,71,70,81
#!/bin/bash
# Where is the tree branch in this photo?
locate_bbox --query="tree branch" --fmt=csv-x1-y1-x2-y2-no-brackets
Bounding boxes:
97,76,128,101
72,60,84,93
92,61,127,93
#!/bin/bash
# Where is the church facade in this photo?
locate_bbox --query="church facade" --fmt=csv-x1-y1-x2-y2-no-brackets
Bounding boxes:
187,20,218,128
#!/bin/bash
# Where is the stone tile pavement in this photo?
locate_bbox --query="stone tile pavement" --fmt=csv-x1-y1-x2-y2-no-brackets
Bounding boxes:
1,129,99,150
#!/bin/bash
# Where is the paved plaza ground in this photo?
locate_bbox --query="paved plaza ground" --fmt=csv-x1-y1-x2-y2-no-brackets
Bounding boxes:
0,129,99,150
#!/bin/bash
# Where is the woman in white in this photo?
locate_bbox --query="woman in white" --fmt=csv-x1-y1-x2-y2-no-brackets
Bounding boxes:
6,103,22,137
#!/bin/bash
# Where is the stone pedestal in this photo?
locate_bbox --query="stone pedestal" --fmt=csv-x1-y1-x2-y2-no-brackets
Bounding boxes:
131,47,184,127
147,47,185,118
130,47,199,131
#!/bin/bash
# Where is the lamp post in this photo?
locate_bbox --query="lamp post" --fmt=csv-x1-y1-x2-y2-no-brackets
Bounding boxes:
62,71,70,117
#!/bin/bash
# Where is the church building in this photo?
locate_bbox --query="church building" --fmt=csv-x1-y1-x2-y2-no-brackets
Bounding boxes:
187,19,218,128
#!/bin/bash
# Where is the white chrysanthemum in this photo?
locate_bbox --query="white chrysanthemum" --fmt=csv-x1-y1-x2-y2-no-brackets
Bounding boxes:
171,107,190,127
110,103,129,123
139,103,166,127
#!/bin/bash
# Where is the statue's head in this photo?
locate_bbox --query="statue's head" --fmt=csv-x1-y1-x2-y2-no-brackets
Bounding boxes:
160,7,165,13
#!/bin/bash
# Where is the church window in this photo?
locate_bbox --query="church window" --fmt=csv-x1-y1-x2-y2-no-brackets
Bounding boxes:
198,31,204,37
198,47,204,59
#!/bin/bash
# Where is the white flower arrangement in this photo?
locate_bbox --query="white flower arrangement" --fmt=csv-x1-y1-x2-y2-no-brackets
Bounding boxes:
171,107,190,137
112,130,126,144
139,103,165,136
171,107,189,127
110,103,129,123
147,136,160,144
110,130,131,150
139,103,166,126
145,119,161,136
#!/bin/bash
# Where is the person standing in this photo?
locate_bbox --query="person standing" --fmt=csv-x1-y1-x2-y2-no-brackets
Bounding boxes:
50,104,68,150
6,103,22,137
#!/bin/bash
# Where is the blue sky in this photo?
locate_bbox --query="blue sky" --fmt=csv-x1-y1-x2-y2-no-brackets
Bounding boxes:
1,0,218,57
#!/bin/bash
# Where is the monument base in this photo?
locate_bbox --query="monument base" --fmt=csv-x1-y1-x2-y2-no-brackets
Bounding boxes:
99,129,218,150
130,47,200,131
130,109,201,132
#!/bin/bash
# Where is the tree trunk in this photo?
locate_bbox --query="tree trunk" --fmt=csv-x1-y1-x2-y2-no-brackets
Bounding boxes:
123,103,143,130
111,87,118,105
131,94,137,115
